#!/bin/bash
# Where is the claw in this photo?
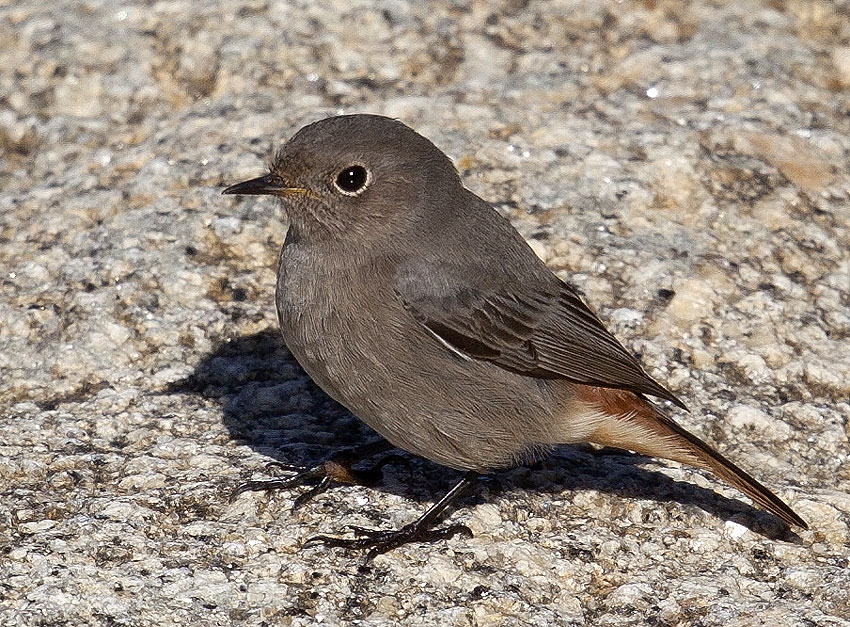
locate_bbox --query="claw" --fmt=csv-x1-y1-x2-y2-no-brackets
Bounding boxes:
301,535,334,549
265,461,305,473
343,524,386,538
232,477,291,499
231,468,317,500
291,476,333,511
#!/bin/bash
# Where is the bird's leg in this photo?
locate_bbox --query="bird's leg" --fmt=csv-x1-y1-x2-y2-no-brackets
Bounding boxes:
233,439,403,509
304,471,479,561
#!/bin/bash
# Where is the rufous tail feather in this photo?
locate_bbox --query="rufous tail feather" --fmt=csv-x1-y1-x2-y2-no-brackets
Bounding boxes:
576,386,808,529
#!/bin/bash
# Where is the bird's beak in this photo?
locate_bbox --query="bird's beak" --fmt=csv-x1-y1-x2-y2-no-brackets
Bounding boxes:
222,173,310,197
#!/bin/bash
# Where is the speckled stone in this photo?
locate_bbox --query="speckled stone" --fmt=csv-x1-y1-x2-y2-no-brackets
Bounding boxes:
2,1,849,626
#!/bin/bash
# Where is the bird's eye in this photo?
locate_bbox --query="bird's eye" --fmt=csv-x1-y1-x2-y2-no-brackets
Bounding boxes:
334,165,370,196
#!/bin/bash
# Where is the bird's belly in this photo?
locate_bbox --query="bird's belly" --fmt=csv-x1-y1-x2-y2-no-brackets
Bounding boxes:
276,287,558,472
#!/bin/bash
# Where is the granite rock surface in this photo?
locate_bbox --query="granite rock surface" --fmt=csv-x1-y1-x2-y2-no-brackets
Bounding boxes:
1,0,849,625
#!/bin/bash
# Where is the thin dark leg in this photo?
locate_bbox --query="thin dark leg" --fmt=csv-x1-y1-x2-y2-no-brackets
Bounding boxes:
233,439,400,509
305,471,480,561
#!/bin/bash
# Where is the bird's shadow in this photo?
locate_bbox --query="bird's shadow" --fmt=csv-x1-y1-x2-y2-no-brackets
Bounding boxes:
166,329,801,544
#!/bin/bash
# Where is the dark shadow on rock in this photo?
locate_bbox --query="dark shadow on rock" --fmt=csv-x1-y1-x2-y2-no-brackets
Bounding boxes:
493,448,802,544
165,329,801,543
164,328,386,468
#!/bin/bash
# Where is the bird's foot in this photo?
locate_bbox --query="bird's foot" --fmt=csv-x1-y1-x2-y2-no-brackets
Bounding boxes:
232,440,402,510
302,471,480,561
304,521,473,562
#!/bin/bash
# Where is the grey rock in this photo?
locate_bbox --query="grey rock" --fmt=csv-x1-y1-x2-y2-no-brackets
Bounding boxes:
1,1,849,625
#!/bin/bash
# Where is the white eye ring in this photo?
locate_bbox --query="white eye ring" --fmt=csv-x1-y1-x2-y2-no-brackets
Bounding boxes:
333,165,371,196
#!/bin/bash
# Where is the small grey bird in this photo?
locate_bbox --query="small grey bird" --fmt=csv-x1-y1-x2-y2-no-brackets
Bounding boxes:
223,114,807,557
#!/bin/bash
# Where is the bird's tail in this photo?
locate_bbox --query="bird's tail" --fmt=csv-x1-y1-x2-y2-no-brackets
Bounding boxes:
572,386,808,529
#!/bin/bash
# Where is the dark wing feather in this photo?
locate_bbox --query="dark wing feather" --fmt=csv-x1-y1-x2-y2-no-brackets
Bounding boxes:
395,268,686,410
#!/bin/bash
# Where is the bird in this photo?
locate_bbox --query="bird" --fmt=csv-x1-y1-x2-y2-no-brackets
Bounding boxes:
223,114,807,559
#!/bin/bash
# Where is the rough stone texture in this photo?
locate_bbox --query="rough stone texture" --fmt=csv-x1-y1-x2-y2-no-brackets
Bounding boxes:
1,1,849,625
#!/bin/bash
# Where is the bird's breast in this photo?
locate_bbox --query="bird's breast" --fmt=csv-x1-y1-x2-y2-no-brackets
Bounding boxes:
274,241,402,401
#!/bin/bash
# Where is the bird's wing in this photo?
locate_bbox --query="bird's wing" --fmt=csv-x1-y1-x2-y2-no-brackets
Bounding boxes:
394,263,686,409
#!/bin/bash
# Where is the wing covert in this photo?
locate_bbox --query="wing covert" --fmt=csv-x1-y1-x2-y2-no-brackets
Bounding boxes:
394,265,686,409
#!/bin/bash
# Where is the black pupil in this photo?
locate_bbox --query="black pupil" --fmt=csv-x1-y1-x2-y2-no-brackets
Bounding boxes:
336,166,367,192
